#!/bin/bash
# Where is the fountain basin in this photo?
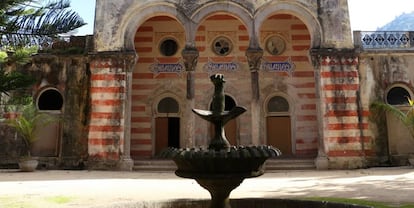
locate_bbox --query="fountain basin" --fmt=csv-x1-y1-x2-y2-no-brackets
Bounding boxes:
161,145,281,179
160,145,281,208
134,198,372,208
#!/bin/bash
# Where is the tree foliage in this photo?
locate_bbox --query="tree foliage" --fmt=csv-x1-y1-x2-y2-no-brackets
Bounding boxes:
0,0,85,96
370,98,414,139
0,0,86,47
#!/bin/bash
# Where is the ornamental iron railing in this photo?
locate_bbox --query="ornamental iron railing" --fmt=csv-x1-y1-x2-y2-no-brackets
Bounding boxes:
354,31,414,49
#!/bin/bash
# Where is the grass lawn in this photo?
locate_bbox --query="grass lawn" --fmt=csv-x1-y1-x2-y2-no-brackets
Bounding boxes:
0,196,75,208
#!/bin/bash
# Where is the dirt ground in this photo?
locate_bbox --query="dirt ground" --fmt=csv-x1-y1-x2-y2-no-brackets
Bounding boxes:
0,167,413,207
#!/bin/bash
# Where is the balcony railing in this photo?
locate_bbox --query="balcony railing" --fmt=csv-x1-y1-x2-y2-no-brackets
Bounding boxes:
354,31,414,49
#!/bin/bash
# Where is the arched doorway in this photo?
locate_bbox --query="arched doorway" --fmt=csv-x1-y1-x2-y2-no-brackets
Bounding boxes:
210,95,238,145
266,95,292,156
155,97,180,155
32,87,63,157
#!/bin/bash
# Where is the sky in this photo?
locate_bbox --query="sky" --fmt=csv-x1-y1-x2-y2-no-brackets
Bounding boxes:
69,0,414,35
348,0,414,31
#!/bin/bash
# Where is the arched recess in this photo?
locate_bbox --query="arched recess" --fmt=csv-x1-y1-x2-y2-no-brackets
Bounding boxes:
154,96,181,156
255,2,322,48
133,15,186,61
265,94,294,157
209,94,238,146
32,87,63,157
130,14,186,158
191,2,254,40
121,3,188,50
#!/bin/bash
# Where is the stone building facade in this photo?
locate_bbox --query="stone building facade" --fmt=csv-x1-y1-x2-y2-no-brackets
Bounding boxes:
89,0,367,170
2,0,414,170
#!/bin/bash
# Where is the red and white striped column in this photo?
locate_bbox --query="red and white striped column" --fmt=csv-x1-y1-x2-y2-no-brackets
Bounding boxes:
312,49,372,169
88,52,136,170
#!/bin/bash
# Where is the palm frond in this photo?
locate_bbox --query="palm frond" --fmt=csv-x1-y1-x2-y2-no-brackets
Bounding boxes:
0,0,86,46
370,101,414,139
370,101,406,121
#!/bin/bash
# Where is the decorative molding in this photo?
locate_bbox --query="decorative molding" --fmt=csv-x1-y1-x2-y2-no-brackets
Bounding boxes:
203,57,241,74
261,31,290,45
261,57,296,76
207,31,237,44
360,31,412,49
155,32,185,45
149,58,184,77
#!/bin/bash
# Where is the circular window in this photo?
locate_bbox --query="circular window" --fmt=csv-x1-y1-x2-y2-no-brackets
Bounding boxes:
37,88,63,111
386,86,412,105
266,35,286,55
212,36,232,56
159,39,178,56
267,96,289,112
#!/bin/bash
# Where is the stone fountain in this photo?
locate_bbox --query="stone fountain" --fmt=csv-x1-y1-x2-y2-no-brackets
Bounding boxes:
161,74,281,208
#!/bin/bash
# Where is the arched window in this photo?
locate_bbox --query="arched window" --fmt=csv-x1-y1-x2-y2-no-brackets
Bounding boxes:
157,97,179,114
386,86,412,105
267,96,289,113
37,88,63,111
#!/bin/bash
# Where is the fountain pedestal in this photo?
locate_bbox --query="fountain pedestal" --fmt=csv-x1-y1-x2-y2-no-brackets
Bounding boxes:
196,178,243,208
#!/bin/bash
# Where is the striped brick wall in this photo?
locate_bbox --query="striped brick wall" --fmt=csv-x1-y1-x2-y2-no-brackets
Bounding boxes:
132,16,186,159
130,13,320,159
88,57,128,165
260,14,317,157
316,53,373,168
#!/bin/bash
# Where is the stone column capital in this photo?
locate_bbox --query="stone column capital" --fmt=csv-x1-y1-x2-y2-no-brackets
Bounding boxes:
182,47,199,72
245,47,264,71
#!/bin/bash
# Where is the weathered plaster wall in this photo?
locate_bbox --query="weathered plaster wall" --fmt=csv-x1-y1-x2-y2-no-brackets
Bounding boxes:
0,55,91,169
360,53,414,165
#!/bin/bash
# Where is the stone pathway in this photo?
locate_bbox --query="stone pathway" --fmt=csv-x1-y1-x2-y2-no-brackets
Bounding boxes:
0,167,413,207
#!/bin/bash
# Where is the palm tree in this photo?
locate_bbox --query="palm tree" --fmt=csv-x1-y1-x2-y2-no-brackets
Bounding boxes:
370,97,414,139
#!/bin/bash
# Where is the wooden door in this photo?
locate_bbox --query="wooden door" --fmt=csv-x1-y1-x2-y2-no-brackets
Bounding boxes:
267,116,292,156
155,117,169,155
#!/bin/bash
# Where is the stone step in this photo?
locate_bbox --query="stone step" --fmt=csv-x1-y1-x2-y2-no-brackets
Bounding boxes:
133,158,316,172
265,158,316,171
133,160,176,171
